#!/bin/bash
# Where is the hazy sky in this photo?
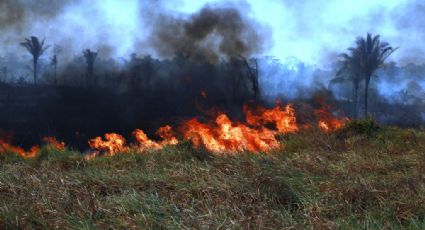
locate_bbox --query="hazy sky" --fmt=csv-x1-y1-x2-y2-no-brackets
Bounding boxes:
170,0,416,65
0,0,423,66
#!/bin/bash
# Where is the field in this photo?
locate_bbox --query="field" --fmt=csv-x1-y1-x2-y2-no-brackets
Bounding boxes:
0,120,424,229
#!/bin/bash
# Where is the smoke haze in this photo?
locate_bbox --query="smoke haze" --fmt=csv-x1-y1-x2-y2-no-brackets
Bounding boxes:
1,0,425,65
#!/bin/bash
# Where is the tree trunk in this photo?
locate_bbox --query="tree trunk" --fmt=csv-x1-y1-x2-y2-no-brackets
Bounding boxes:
33,58,37,85
364,77,370,118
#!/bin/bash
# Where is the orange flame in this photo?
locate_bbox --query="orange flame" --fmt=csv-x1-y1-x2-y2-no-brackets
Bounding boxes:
88,133,127,156
180,104,298,154
244,103,299,133
1,101,350,159
181,113,280,153
156,125,179,146
133,125,178,152
42,136,65,150
314,101,348,132
0,138,39,159
133,129,162,151
87,125,179,157
86,104,299,156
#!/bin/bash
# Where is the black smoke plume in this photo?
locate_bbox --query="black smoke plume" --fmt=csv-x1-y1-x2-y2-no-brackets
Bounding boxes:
147,4,267,62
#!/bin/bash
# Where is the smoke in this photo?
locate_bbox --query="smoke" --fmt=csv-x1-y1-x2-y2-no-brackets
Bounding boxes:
147,4,267,62
0,0,72,29
0,0,268,63
0,0,76,43
391,1,425,65
2,0,425,67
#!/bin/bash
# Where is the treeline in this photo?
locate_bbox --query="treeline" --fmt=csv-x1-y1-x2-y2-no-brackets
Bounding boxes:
0,35,424,120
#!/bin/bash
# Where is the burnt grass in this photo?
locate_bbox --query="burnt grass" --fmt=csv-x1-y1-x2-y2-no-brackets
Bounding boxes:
0,121,425,229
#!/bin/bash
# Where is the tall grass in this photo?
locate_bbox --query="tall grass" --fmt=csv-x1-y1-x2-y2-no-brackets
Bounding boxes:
1,122,424,229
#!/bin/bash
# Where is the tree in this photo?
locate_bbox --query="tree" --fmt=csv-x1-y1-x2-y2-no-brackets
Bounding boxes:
20,36,50,85
336,55,363,118
83,49,98,87
339,33,397,117
238,55,259,101
50,45,62,85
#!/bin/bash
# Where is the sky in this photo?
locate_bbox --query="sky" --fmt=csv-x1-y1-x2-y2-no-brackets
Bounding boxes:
0,0,423,66
169,0,419,66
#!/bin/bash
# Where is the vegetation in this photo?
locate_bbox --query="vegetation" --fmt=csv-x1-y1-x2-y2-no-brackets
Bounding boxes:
1,32,422,229
1,122,424,229
336,49,363,118
338,33,397,117
83,49,98,87
20,36,50,85
50,45,62,85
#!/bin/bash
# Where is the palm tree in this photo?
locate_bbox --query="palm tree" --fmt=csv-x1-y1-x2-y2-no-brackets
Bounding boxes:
337,53,363,118
339,33,397,117
83,49,98,86
20,36,50,85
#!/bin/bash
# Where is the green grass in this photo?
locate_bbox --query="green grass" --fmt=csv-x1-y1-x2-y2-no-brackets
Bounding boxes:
1,121,425,229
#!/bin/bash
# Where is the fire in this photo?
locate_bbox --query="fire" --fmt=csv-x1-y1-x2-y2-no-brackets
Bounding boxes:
85,104,299,156
133,125,178,151
87,125,179,157
0,135,67,158
156,125,179,146
42,136,66,150
0,138,39,159
133,129,162,151
88,133,127,156
181,113,279,153
0,101,348,159
180,104,298,154
314,101,348,132
316,117,346,132
244,103,299,133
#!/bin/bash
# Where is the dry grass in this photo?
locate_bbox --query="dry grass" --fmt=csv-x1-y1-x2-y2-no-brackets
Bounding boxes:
1,120,425,229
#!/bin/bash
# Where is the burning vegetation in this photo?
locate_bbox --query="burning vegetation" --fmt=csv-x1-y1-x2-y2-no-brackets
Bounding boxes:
0,5,422,155
1,102,347,158
1,2,425,229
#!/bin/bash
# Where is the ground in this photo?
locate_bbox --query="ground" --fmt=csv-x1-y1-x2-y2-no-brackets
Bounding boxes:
0,120,424,229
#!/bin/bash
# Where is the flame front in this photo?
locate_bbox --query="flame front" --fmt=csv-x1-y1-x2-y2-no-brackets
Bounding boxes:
87,125,179,157
0,102,348,159
181,104,298,154
86,104,300,155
